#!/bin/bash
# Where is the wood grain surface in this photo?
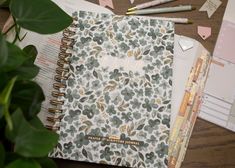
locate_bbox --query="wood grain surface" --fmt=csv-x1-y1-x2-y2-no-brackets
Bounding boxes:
1,0,235,167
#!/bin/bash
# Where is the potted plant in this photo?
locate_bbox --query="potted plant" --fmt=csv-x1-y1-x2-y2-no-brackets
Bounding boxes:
0,0,72,167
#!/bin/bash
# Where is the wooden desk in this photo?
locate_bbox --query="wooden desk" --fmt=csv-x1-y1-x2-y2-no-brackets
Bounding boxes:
1,0,235,167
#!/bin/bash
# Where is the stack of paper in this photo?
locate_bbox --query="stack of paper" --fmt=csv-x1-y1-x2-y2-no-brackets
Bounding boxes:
199,0,235,132
170,35,211,168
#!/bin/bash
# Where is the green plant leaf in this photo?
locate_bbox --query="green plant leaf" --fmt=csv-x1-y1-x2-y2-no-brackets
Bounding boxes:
5,159,41,168
0,0,7,5
0,76,17,130
0,72,9,91
23,45,38,58
0,33,8,67
10,0,72,34
37,158,57,168
29,116,46,130
8,63,40,80
0,105,3,119
4,152,21,165
5,109,59,157
11,81,45,119
9,45,39,80
0,142,5,167
0,42,28,72
0,0,10,7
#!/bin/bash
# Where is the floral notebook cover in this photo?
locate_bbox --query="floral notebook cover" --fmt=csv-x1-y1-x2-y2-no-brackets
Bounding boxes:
50,11,174,168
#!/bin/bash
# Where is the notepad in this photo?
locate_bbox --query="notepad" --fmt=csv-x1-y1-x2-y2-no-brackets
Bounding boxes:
199,57,235,131
198,0,235,132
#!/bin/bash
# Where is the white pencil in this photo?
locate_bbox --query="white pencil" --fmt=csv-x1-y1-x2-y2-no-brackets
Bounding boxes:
150,17,193,24
128,0,178,11
126,5,196,15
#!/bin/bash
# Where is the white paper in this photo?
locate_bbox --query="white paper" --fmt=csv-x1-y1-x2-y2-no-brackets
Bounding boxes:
199,0,222,18
179,38,194,51
199,57,235,132
223,0,235,23
130,0,135,4
171,35,198,126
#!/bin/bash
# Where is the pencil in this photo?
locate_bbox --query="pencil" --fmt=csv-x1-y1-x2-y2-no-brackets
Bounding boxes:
128,0,178,11
151,17,193,24
126,5,196,15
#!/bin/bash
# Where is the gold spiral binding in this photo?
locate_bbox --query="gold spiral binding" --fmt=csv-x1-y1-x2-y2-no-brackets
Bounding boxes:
46,17,78,131
55,67,69,75
51,91,65,98
48,108,63,113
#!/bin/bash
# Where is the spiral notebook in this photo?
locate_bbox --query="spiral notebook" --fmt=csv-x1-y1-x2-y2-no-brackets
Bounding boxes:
45,11,174,167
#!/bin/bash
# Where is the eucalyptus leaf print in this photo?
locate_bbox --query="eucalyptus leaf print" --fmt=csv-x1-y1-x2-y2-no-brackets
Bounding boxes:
119,42,130,53
93,33,106,45
91,80,101,90
121,87,135,101
161,65,173,80
110,69,122,81
145,152,156,164
110,116,123,128
130,98,141,109
74,132,89,148
128,18,141,30
121,112,133,122
147,28,157,40
156,142,168,158
151,73,162,84
115,33,124,42
89,128,103,136
63,142,75,154
82,104,98,119
76,37,92,49
86,57,99,70
65,89,80,102
50,11,174,168
75,64,86,75
142,99,153,112
106,105,117,115
64,109,81,124
100,147,114,161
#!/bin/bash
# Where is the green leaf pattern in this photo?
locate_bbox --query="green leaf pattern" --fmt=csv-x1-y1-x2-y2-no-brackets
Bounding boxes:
50,11,174,168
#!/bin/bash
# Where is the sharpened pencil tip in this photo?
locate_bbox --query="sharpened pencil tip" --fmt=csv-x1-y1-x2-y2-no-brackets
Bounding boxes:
191,6,196,10
127,7,137,11
126,11,135,15
188,20,193,24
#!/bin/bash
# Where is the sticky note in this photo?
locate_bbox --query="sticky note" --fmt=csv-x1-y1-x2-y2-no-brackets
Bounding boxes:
197,26,211,40
199,0,222,18
179,38,194,51
214,20,235,64
99,0,114,9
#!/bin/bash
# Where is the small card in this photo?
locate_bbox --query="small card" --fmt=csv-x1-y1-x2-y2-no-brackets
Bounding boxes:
197,26,211,40
214,21,235,64
99,0,114,9
179,38,194,51
199,0,222,18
